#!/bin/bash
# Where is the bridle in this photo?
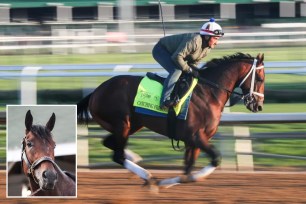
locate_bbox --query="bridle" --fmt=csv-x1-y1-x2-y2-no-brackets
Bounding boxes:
21,136,59,195
238,58,264,106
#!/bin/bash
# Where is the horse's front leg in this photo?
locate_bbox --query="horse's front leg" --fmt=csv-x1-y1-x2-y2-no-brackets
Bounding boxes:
190,129,222,182
158,129,221,187
183,145,200,175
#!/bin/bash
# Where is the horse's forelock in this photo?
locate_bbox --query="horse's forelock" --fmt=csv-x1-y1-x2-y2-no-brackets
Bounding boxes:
29,125,53,142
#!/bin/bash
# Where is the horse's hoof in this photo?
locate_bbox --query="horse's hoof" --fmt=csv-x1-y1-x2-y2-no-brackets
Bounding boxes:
143,177,159,194
179,174,193,183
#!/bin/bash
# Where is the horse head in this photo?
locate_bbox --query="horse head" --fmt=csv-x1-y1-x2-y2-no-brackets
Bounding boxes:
22,110,58,192
238,53,265,112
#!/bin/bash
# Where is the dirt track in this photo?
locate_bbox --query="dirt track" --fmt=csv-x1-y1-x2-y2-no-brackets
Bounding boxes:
1,170,306,203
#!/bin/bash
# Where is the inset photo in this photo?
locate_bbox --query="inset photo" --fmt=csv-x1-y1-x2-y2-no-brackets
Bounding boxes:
7,105,77,198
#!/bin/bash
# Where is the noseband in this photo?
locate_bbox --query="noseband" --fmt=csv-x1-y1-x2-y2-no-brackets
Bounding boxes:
21,137,57,185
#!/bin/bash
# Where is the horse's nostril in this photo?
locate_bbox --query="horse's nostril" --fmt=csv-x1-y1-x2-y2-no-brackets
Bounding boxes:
42,170,57,181
42,171,47,179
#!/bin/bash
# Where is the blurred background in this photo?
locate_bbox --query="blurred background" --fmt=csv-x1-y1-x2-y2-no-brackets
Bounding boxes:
0,0,305,176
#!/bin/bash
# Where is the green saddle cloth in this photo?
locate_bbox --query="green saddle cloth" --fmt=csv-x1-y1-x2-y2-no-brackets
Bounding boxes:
133,76,198,115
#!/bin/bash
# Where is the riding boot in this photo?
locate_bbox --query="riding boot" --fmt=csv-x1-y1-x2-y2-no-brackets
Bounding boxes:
160,69,182,108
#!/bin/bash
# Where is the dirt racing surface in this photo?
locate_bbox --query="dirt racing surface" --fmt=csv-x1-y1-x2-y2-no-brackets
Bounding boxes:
1,169,306,203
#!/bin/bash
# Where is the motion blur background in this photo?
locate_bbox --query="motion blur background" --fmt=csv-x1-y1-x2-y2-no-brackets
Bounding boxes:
0,0,305,181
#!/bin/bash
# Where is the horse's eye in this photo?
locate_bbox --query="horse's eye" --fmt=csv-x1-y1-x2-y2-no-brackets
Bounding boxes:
256,76,264,82
54,144,56,149
26,141,33,148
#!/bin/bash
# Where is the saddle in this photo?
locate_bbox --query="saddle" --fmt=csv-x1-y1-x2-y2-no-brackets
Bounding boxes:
146,72,193,104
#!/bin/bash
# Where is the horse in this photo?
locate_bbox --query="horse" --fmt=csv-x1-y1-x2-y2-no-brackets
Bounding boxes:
77,52,265,188
21,110,76,196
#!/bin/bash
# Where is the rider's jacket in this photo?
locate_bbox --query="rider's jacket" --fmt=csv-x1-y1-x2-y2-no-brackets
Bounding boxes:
159,33,211,71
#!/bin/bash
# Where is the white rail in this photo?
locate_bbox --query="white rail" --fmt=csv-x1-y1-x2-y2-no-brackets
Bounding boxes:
220,113,306,125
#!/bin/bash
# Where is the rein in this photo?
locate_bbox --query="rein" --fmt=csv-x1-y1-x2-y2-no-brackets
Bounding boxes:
197,74,244,106
198,77,242,96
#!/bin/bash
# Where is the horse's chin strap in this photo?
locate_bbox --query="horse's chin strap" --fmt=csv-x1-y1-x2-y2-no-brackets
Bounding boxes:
239,59,264,99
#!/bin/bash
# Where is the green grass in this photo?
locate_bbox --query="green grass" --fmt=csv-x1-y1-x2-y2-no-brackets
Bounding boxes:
0,46,306,66
0,125,6,165
88,136,209,168
2,73,305,91
86,103,306,169
89,133,306,169
253,139,306,168
230,103,306,133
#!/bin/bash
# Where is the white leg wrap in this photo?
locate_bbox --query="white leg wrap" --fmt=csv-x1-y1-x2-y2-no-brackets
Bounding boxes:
123,159,152,180
158,165,216,188
124,149,143,163
158,176,181,188
191,164,216,182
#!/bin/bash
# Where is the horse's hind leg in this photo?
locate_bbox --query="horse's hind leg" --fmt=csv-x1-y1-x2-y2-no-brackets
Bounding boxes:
100,117,151,178
103,135,143,163
102,134,116,150
102,134,125,164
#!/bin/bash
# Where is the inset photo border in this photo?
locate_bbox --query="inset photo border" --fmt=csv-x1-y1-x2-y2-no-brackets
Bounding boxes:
6,105,77,198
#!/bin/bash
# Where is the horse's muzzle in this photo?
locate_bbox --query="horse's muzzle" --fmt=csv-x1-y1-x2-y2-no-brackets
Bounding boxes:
41,169,58,190
249,101,264,113
244,95,264,113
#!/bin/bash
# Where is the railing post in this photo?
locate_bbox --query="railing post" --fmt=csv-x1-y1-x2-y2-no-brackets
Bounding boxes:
20,67,41,105
234,126,254,171
220,102,237,171
77,125,89,167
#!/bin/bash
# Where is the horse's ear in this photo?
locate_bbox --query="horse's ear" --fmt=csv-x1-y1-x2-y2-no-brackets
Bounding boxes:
25,110,33,132
46,113,56,131
257,53,264,64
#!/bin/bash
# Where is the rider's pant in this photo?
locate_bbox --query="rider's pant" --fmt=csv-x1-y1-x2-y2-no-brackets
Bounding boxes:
152,42,182,104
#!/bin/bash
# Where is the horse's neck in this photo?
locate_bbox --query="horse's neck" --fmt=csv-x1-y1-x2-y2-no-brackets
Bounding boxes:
201,65,240,106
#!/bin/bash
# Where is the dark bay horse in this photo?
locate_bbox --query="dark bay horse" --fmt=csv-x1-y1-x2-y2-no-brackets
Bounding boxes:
77,53,265,188
22,110,76,196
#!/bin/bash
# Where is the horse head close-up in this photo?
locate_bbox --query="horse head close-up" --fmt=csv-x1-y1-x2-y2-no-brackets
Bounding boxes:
21,110,76,196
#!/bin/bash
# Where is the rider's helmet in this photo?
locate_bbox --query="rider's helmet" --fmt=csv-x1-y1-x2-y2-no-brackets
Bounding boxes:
200,18,224,37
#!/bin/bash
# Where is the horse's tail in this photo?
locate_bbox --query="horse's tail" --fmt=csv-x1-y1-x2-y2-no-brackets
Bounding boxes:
77,93,92,125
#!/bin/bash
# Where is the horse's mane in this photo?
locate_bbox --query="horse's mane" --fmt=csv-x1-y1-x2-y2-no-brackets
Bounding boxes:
204,52,253,70
30,125,53,141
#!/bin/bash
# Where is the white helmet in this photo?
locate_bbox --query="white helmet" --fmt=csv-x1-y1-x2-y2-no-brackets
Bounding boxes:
200,18,224,37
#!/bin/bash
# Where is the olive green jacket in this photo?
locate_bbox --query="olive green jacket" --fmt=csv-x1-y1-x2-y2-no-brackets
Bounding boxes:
159,33,211,71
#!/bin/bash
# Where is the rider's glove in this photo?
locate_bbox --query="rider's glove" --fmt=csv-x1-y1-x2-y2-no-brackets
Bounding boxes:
187,67,199,78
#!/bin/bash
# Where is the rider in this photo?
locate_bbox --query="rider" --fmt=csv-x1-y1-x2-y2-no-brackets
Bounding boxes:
152,18,224,109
